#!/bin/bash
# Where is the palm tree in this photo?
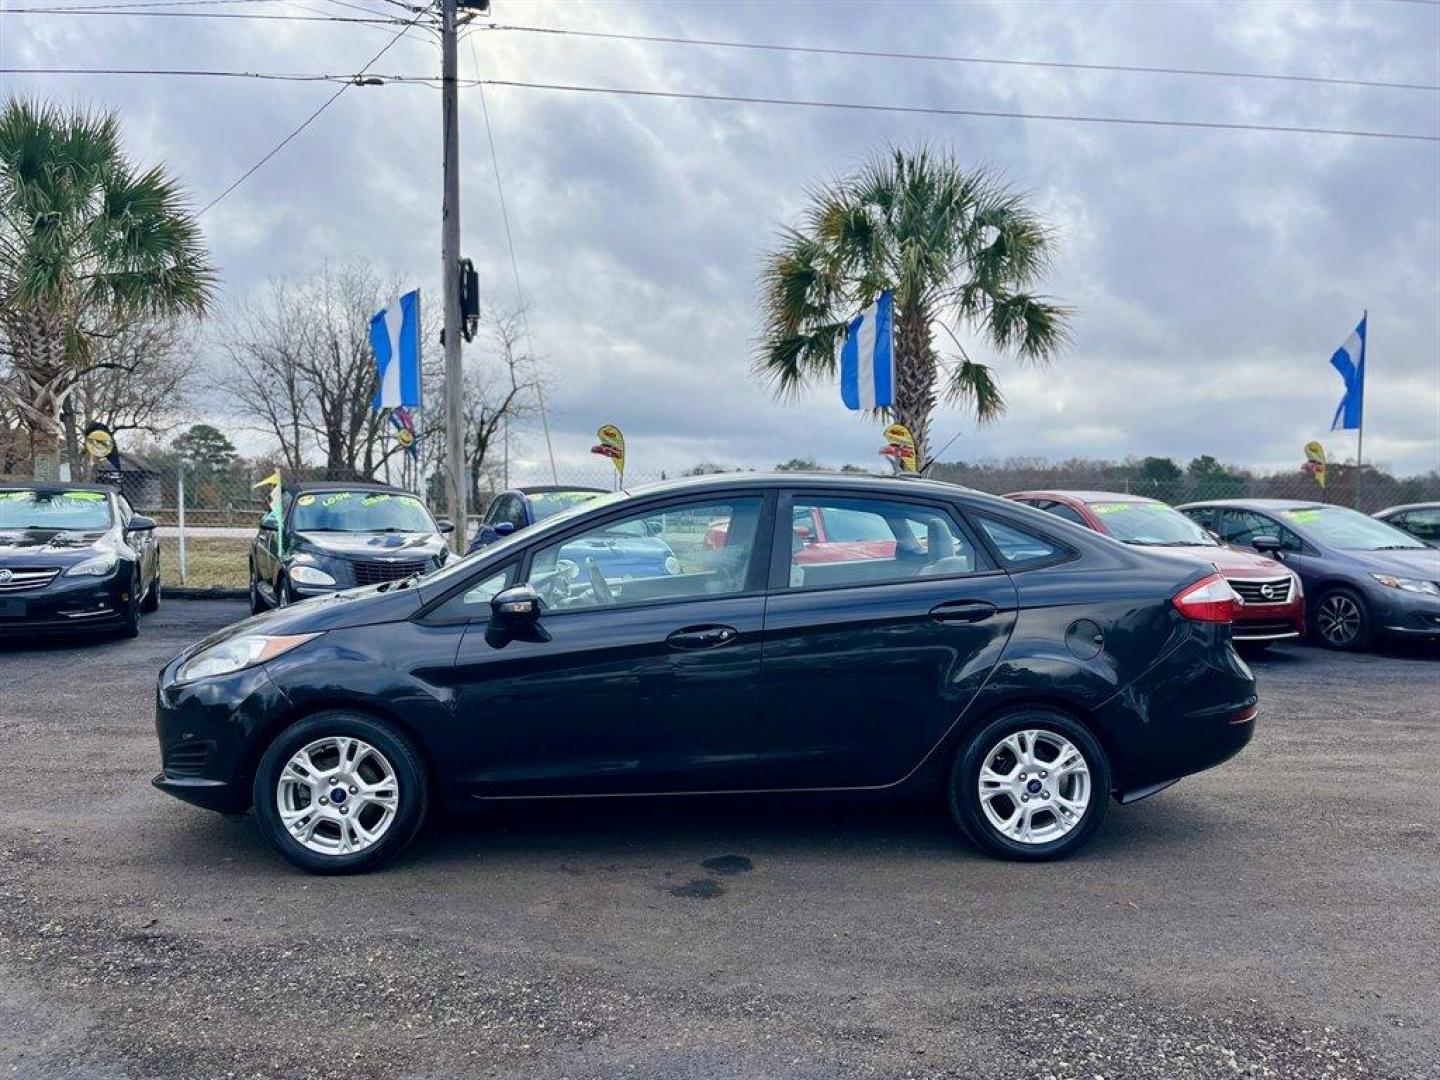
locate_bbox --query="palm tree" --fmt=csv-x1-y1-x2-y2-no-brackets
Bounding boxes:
757,147,1071,465
0,98,215,478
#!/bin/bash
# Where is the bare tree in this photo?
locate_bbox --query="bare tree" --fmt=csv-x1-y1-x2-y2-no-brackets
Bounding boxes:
217,278,313,474
70,316,203,440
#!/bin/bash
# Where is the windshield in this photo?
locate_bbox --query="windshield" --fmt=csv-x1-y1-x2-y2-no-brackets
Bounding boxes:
291,491,435,534
0,489,113,531
1280,506,1426,550
1088,500,1219,546
526,489,603,522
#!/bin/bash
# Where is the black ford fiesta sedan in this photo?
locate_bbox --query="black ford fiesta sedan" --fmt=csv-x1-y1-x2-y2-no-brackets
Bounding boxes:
1,483,160,638
154,473,1257,873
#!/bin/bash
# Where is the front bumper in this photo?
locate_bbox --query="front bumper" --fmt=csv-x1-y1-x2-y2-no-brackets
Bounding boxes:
1369,586,1440,637
0,571,130,633
152,658,291,813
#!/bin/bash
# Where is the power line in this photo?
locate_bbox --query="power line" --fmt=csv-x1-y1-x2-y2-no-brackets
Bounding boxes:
466,27,559,482
475,79,1440,143
4,7,407,20
0,66,399,80
485,23,1440,94
196,6,429,215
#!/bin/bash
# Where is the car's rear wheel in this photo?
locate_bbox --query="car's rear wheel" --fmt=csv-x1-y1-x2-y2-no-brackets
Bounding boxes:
948,708,1110,861
248,562,266,614
252,712,428,874
140,570,161,613
1312,587,1370,651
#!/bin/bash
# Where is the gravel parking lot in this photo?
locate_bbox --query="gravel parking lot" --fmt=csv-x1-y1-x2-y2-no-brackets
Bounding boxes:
1,601,1437,1080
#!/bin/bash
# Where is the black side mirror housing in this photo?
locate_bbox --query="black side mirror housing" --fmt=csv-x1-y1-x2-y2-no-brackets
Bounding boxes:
128,514,156,531
492,583,543,625
435,518,456,534
258,513,278,532
1252,534,1282,554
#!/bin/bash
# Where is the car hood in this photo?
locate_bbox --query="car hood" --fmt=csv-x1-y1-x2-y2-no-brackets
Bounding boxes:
1125,543,1288,577
1347,547,1440,579
0,528,111,564
293,531,446,560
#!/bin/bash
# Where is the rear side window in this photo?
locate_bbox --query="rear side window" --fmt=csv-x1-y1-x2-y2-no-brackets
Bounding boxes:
784,496,983,590
974,515,1068,568
1039,501,1089,527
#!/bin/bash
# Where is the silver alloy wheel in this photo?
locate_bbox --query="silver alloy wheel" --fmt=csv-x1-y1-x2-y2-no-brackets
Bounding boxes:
977,729,1091,845
277,736,400,856
1317,594,1361,646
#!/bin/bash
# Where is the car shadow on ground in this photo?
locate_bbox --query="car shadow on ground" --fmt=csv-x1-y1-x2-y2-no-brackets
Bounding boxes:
159,785,1229,880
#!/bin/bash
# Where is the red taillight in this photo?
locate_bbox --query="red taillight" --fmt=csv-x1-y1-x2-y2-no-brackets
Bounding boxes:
1172,573,1240,623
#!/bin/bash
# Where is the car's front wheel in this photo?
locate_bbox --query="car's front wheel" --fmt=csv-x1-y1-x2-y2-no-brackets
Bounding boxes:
252,712,428,874
1312,587,1371,651
248,562,266,615
948,708,1110,861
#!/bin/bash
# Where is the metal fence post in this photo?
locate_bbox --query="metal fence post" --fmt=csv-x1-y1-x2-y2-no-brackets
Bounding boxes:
176,462,188,587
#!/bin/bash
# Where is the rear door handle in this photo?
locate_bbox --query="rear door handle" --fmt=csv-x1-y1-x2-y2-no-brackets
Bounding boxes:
929,600,998,624
666,624,740,650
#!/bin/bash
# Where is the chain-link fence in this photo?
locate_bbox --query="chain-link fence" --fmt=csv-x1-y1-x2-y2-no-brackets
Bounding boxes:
5,457,1436,591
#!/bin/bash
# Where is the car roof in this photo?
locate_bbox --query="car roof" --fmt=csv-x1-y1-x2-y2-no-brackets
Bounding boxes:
291,480,409,495
511,485,609,496
1376,502,1440,515
1176,498,1328,511
0,482,116,495
1008,489,1157,504
612,471,985,502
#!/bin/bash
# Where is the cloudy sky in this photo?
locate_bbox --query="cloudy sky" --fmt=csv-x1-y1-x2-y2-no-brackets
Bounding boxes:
4,0,1438,481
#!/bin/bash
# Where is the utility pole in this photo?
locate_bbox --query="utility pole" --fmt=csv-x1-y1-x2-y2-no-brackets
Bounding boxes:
441,0,466,551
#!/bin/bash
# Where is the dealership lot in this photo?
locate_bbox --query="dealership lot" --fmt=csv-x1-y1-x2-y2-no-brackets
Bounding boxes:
1,601,1437,1079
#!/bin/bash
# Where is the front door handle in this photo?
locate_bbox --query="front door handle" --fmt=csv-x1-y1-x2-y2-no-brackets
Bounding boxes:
930,600,998,624
666,624,740,650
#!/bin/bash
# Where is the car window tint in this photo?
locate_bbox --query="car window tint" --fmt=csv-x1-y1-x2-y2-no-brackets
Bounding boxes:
976,515,1066,568
785,497,980,590
1040,501,1088,526
527,498,762,612
1181,507,1218,533
1221,510,1303,552
429,564,516,621
1397,508,1440,542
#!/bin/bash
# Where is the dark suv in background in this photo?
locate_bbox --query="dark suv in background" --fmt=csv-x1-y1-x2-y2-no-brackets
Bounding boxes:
1178,499,1440,650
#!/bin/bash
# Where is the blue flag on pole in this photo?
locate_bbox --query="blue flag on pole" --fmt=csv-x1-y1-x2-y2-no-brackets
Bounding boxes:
840,290,895,411
1329,314,1366,432
371,290,422,410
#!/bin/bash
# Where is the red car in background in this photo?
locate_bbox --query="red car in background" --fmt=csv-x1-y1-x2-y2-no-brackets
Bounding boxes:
1005,490,1305,647
705,503,898,563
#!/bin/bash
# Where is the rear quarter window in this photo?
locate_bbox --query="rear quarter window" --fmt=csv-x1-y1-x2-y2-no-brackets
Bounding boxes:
973,513,1071,569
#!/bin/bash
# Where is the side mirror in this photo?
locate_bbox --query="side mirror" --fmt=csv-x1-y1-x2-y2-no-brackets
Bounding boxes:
435,518,456,534
128,514,156,532
258,513,278,532
491,583,542,625
1252,534,1282,554
493,521,516,537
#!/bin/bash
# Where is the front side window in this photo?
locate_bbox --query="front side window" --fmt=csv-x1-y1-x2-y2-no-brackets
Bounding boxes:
786,496,981,590
1220,510,1303,552
1394,508,1440,543
291,491,435,534
0,489,114,531
975,515,1066,568
1038,501,1089,527
527,497,762,612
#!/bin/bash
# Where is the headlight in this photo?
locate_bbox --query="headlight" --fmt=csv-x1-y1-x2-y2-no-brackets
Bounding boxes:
289,565,337,586
1370,573,1439,596
176,633,320,683
65,553,118,577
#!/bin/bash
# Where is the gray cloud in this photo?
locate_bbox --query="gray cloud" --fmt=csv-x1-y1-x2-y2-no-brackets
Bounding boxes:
4,0,1437,478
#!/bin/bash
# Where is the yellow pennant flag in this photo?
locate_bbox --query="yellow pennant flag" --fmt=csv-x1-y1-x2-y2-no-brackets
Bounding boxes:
252,472,283,544
590,424,626,487
1303,441,1327,489
880,423,919,474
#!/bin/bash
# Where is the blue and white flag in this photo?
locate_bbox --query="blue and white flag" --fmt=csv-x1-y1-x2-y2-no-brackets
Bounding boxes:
1329,313,1366,432
840,290,894,411
371,289,422,411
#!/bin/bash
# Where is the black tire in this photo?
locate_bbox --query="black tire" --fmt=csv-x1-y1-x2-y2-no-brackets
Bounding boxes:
1311,587,1371,651
248,563,266,615
140,570,161,613
117,573,141,639
948,707,1111,861
276,574,292,608
252,712,428,875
